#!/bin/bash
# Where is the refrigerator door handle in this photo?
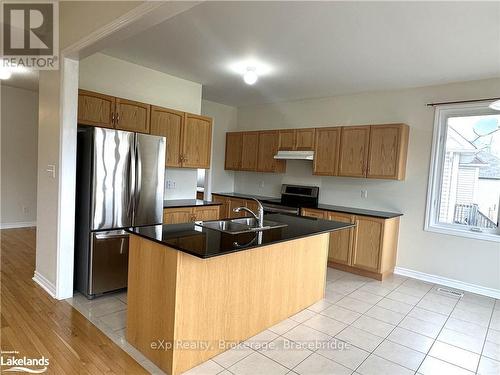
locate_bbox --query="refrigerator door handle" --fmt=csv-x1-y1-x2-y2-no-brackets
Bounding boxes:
129,137,136,222
135,139,143,222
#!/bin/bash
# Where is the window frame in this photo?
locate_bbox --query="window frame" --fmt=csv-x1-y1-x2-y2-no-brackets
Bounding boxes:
425,101,500,243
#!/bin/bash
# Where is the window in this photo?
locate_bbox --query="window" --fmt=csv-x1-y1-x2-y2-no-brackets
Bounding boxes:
425,101,500,242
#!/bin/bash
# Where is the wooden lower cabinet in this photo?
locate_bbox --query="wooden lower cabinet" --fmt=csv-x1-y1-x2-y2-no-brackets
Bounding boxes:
163,205,219,224
212,195,261,219
301,207,400,280
326,212,354,265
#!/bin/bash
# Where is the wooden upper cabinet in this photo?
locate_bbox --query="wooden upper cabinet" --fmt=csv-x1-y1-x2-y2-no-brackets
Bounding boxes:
313,127,341,176
257,131,285,173
182,114,213,169
77,90,116,128
225,132,243,170
150,106,184,167
296,129,315,150
351,216,383,272
115,98,150,133
278,130,296,150
326,212,354,265
367,124,409,180
278,128,315,151
240,132,259,171
338,126,370,177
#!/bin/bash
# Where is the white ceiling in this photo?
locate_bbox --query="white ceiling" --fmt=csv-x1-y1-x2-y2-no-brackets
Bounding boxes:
102,1,500,107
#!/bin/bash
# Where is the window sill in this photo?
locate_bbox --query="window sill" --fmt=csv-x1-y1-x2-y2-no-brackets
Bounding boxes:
425,224,500,243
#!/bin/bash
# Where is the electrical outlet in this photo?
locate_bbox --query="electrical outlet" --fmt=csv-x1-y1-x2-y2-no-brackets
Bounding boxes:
22,206,30,215
361,190,368,199
166,180,176,189
259,181,265,188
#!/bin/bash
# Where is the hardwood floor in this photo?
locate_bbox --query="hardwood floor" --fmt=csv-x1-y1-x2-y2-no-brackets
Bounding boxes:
0,228,148,374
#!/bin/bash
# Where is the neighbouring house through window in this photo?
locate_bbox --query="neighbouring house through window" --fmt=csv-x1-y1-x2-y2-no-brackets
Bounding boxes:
426,101,500,241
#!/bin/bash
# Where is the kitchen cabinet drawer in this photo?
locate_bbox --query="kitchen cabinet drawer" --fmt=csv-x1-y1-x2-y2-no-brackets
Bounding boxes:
301,208,326,219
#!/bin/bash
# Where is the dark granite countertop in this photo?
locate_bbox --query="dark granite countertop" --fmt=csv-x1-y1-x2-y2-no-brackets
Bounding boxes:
212,192,402,219
163,199,222,209
127,213,354,259
315,204,402,219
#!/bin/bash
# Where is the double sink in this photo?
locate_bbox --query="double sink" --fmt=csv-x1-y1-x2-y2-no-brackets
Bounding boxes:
195,217,287,234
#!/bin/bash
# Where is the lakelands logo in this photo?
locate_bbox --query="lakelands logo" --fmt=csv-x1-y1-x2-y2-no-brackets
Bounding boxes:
1,351,49,373
1,1,59,69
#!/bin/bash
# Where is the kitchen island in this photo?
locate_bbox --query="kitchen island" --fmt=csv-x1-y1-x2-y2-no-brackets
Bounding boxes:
126,214,353,375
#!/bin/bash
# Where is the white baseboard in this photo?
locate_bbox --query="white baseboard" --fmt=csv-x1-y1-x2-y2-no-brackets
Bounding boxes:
0,221,36,229
32,271,56,298
394,267,500,299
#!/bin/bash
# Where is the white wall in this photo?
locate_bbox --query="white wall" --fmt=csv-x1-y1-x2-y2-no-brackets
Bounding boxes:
201,100,238,197
79,53,203,199
235,78,500,291
1,85,38,227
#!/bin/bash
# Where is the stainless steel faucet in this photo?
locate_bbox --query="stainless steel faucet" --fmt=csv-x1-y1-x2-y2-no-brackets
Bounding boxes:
233,198,264,228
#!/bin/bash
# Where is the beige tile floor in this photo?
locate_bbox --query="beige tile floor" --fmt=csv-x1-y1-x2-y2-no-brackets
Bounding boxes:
67,268,500,375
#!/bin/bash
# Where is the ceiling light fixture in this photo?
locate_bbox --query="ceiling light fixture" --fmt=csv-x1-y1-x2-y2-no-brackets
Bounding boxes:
489,100,500,111
243,67,258,85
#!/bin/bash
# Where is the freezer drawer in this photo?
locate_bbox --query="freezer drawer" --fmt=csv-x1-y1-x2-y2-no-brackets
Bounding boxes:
89,230,129,295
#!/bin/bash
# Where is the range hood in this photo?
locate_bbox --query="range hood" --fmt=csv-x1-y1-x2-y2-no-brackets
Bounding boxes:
273,150,314,160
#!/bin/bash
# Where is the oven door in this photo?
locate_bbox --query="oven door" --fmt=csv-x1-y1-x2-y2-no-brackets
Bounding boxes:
262,204,300,216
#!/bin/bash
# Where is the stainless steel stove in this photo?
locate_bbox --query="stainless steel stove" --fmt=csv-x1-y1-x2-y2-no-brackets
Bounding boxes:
262,184,319,216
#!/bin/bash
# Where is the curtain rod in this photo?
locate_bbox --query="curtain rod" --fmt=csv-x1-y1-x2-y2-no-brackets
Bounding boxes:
426,97,500,107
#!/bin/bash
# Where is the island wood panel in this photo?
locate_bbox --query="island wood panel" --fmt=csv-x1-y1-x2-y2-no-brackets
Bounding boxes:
313,127,341,176
77,89,116,128
225,132,243,170
150,106,184,167
127,235,178,372
326,212,354,265
296,128,315,150
115,98,150,133
182,114,213,169
126,233,329,375
227,198,248,218
338,126,370,177
367,124,409,180
240,132,259,171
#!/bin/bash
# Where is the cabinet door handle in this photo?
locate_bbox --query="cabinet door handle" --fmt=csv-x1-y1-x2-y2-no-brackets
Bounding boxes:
111,113,115,124
116,113,120,124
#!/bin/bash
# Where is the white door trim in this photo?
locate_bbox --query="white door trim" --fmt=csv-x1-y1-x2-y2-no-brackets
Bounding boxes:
52,2,198,300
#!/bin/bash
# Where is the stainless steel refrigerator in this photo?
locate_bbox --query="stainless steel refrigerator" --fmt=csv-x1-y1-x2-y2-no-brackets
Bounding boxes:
75,126,166,298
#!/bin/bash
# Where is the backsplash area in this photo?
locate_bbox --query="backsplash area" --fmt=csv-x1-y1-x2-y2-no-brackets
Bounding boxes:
164,168,198,199
233,160,407,213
